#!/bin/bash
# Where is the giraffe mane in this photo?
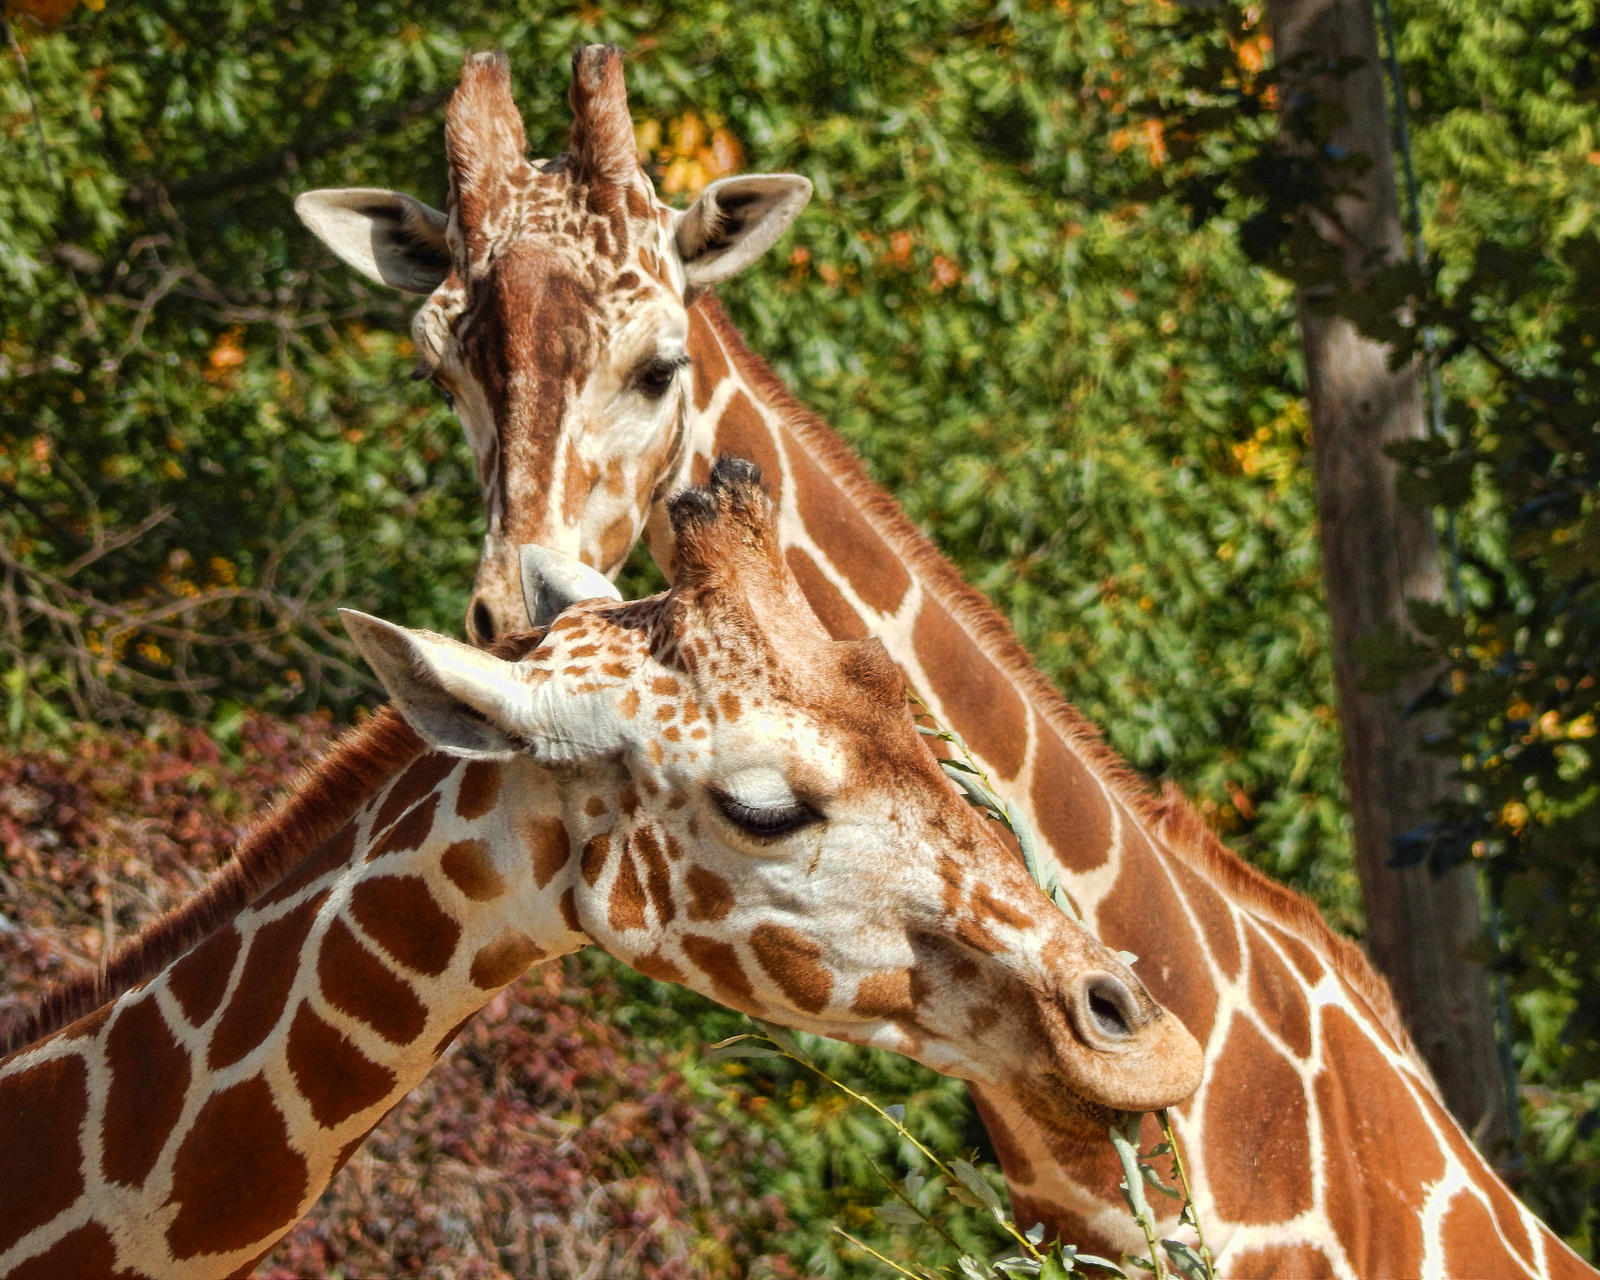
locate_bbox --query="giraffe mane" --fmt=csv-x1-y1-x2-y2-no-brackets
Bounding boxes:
695,294,1422,1063
1,709,425,1058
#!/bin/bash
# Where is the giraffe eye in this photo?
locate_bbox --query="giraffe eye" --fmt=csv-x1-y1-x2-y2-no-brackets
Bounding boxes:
711,788,822,839
634,355,689,400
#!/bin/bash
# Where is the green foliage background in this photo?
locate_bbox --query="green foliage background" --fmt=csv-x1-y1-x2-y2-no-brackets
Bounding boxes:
1,0,1593,1269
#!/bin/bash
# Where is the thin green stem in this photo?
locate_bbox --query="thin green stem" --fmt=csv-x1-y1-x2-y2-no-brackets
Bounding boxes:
834,1226,930,1279
1157,1110,1215,1280
865,1154,969,1258
757,1034,1047,1264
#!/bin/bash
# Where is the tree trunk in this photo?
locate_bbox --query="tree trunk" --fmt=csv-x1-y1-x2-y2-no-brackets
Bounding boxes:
1266,0,1510,1154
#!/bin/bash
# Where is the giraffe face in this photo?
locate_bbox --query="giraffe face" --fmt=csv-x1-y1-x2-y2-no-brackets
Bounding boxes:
296,49,810,645
350,462,1204,1119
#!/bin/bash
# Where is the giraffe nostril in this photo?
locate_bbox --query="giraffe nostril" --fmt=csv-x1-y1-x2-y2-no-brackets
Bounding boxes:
469,598,497,646
1074,972,1145,1044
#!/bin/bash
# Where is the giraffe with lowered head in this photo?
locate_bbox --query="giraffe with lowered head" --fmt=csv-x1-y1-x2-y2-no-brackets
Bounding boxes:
0,461,1201,1279
296,48,1598,1278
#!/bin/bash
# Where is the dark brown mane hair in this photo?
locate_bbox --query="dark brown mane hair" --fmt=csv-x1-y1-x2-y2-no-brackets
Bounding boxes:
1,709,425,1058
694,294,1422,1065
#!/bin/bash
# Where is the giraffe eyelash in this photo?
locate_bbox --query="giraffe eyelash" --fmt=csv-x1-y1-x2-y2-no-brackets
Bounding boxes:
633,354,691,399
709,788,823,840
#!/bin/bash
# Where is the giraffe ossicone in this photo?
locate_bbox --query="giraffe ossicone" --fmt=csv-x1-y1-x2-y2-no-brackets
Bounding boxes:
297,47,1600,1278
0,461,1200,1280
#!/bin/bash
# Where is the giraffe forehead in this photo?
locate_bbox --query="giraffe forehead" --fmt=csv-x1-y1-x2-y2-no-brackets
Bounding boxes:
460,163,673,275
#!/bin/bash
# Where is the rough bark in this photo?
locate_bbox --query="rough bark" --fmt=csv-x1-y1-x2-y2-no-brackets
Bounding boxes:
1266,0,1510,1154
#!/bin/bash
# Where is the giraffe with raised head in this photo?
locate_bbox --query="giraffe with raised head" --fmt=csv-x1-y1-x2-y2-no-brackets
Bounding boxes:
296,48,1599,1278
0,461,1202,1280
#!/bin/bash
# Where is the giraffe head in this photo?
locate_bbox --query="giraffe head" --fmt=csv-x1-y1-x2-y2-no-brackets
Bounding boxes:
297,47,810,645
348,460,1203,1117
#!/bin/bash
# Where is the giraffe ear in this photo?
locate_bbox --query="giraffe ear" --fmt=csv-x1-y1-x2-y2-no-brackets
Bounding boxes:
674,175,812,295
342,611,526,758
295,188,451,294
519,544,622,628
342,610,634,765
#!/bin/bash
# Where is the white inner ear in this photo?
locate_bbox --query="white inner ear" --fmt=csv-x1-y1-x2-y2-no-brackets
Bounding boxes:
294,188,450,294
719,767,800,810
674,174,813,291
520,544,622,628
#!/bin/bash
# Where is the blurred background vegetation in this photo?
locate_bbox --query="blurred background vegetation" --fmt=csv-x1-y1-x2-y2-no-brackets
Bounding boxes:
1,0,1595,1272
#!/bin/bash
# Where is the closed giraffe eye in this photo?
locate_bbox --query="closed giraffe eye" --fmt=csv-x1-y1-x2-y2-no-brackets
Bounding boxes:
709,785,822,839
633,354,689,400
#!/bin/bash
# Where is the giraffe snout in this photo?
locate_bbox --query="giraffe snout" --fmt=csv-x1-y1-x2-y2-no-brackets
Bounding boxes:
467,595,502,645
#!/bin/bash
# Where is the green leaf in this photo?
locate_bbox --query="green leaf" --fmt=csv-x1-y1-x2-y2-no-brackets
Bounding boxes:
1161,1240,1211,1280
951,1158,1004,1214
700,1042,783,1064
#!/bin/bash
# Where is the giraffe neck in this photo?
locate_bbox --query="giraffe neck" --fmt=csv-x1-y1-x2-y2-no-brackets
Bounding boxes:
0,721,584,1280
668,297,1595,1279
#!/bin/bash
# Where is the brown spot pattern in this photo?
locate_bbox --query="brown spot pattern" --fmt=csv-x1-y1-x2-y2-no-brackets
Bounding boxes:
286,1003,397,1128
681,934,756,1005
750,923,833,1014
912,606,1025,780
1438,1192,1518,1277
1167,855,1241,982
1247,928,1313,1059
370,752,456,836
0,1054,90,1255
167,923,242,1027
608,845,648,933
318,917,428,1045
6,1222,146,1280
688,303,729,411
788,434,909,615
440,838,506,901
208,893,326,1071
1201,1016,1312,1225
524,813,570,888
454,759,501,820
785,546,869,641
685,865,734,922
1027,730,1113,872
1225,1244,1337,1279
1315,1005,1440,1273
166,1075,309,1259
101,995,191,1187
581,832,612,886
469,933,546,989
364,792,440,863
968,883,1033,933
350,876,461,976
598,513,636,570
1263,919,1325,986
630,949,687,985
712,391,783,491
852,969,916,1021
631,825,675,925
